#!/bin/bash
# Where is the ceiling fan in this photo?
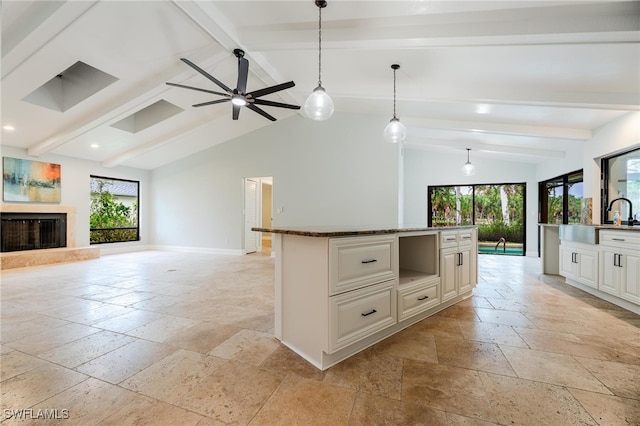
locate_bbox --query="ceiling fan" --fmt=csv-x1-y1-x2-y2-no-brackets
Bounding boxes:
166,49,300,121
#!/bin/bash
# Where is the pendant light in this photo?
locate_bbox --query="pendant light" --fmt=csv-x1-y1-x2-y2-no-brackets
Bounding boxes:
461,148,476,176
383,64,406,143
304,0,334,121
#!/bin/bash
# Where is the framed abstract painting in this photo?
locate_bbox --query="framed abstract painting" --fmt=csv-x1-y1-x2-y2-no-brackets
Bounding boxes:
3,157,61,203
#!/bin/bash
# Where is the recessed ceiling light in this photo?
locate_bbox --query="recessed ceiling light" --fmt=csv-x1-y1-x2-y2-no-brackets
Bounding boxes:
90,143,100,149
3,125,15,131
475,104,491,114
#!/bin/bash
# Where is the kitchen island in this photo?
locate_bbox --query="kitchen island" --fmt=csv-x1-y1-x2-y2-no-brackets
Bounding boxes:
554,224,640,315
251,225,478,370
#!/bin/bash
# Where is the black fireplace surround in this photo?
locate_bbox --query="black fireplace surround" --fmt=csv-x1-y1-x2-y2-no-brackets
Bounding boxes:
1,213,67,252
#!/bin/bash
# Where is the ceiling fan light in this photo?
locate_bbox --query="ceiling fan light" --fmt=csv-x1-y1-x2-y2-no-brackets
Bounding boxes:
383,117,406,143
304,86,334,121
231,95,247,106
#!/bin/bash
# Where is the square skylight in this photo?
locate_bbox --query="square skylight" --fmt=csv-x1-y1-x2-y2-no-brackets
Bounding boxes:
110,100,184,133
22,61,118,112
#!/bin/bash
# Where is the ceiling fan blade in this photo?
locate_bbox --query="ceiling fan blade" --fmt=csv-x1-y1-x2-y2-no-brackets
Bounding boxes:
166,82,230,98
237,57,249,94
253,99,301,110
247,81,295,99
192,99,230,107
247,104,277,121
180,58,232,93
233,104,241,120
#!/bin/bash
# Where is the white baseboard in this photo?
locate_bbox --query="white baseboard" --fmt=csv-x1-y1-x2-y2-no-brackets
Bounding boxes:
100,244,153,255
151,245,243,256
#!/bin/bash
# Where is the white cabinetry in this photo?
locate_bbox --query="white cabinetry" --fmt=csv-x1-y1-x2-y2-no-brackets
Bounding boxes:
599,231,640,304
440,229,475,302
559,241,598,289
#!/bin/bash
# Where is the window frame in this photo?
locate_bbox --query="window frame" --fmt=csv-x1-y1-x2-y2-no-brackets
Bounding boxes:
538,169,583,225
89,175,140,244
601,147,640,225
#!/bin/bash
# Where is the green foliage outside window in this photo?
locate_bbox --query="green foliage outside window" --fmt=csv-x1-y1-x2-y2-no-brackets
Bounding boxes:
90,178,139,244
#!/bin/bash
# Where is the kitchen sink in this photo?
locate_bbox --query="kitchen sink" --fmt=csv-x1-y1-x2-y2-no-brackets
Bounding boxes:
559,225,598,244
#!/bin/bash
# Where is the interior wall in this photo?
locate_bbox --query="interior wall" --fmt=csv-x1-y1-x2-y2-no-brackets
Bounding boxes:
261,182,272,241
403,149,539,256
150,111,400,252
0,146,151,251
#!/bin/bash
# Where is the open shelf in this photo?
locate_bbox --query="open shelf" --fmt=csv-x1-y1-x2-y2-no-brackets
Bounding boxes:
398,233,438,286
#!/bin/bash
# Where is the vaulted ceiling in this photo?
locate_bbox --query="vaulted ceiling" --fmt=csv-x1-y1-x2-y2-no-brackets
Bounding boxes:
2,1,638,170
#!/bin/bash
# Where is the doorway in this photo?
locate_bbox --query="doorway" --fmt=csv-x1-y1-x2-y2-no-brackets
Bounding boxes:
243,177,273,255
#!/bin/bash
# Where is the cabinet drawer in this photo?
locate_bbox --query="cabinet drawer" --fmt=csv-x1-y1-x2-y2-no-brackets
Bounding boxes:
440,231,459,249
329,236,396,295
398,279,440,321
458,230,474,247
599,231,640,248
328,280,396,353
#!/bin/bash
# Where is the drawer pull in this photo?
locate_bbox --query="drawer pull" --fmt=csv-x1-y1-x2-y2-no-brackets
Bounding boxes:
417,295,429,301
612,238,626,242
461,236,471,240
361,259,378,264
361,309,377,317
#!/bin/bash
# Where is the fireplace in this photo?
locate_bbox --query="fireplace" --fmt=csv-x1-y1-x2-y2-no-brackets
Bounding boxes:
1,213,67,252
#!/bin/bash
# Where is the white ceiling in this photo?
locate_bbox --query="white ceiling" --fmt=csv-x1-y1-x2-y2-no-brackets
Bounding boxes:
1,0,638,170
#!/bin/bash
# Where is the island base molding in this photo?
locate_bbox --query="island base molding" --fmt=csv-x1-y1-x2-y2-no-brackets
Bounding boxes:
282,291,471,371
563,277,640,315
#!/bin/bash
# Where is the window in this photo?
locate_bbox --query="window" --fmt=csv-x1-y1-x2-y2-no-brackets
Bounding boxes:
538,170,583,224
90,176,139,244
602,147,640,224
428,183,526,255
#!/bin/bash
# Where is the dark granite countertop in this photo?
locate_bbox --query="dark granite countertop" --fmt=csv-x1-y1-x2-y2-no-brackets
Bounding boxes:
251,225,477,237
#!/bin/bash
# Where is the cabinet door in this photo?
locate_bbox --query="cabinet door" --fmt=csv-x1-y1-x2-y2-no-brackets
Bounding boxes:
440,248,458,302
621,252,640,304
576,249,598,289
458,248,472,294
559,245,576,279
599,249,620,296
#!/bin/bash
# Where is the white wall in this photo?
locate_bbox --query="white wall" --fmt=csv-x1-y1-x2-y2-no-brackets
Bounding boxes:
0,146,151,251
150,111,400,252
403,148,538,256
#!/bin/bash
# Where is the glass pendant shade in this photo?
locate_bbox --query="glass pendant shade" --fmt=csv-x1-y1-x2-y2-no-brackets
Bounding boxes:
384,117,406,144
304,86,334,121
461,148,476,176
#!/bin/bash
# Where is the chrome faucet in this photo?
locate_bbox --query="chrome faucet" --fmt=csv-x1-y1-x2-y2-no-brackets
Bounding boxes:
607,197,635,225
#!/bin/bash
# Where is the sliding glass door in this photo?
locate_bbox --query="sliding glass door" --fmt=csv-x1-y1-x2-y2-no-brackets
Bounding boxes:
428,183,526,256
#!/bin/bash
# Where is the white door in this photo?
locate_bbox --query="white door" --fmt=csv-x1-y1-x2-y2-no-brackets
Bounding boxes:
244,179,258,254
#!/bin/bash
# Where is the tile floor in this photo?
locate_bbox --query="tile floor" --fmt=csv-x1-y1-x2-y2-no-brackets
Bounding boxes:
1,251,640,425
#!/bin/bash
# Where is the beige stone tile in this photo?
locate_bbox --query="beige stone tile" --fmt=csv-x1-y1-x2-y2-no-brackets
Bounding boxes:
97,393,206,426
126,315,200,342
165,322,241,354
411,315,465,339
372,327,438,363
92,309,167,333
474,307,535,328
446,413,501,425
259,345,327,382
574,356,640,400
348,391,448,426
193,303,274,332
0,350,49,381
0,315,69,344
62,303,135,326
324,347,403,399
208,329,279,366
435,303,480,321
500,346,612,393
38,330,135,368
6,323,100,355
75,339,176,384
401,359,496,422
32,377,136,425
479,372,598,425
0,363,88,409
435,336,516,376
121,349,226,403
173,360,283,423
130,294,181,311
101,290,155,306
250,375,356,426
569,388,640,425
458,320,528,347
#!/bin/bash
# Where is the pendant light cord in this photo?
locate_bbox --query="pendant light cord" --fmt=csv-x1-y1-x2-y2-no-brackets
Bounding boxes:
318,5,323,87
393,67,397,119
